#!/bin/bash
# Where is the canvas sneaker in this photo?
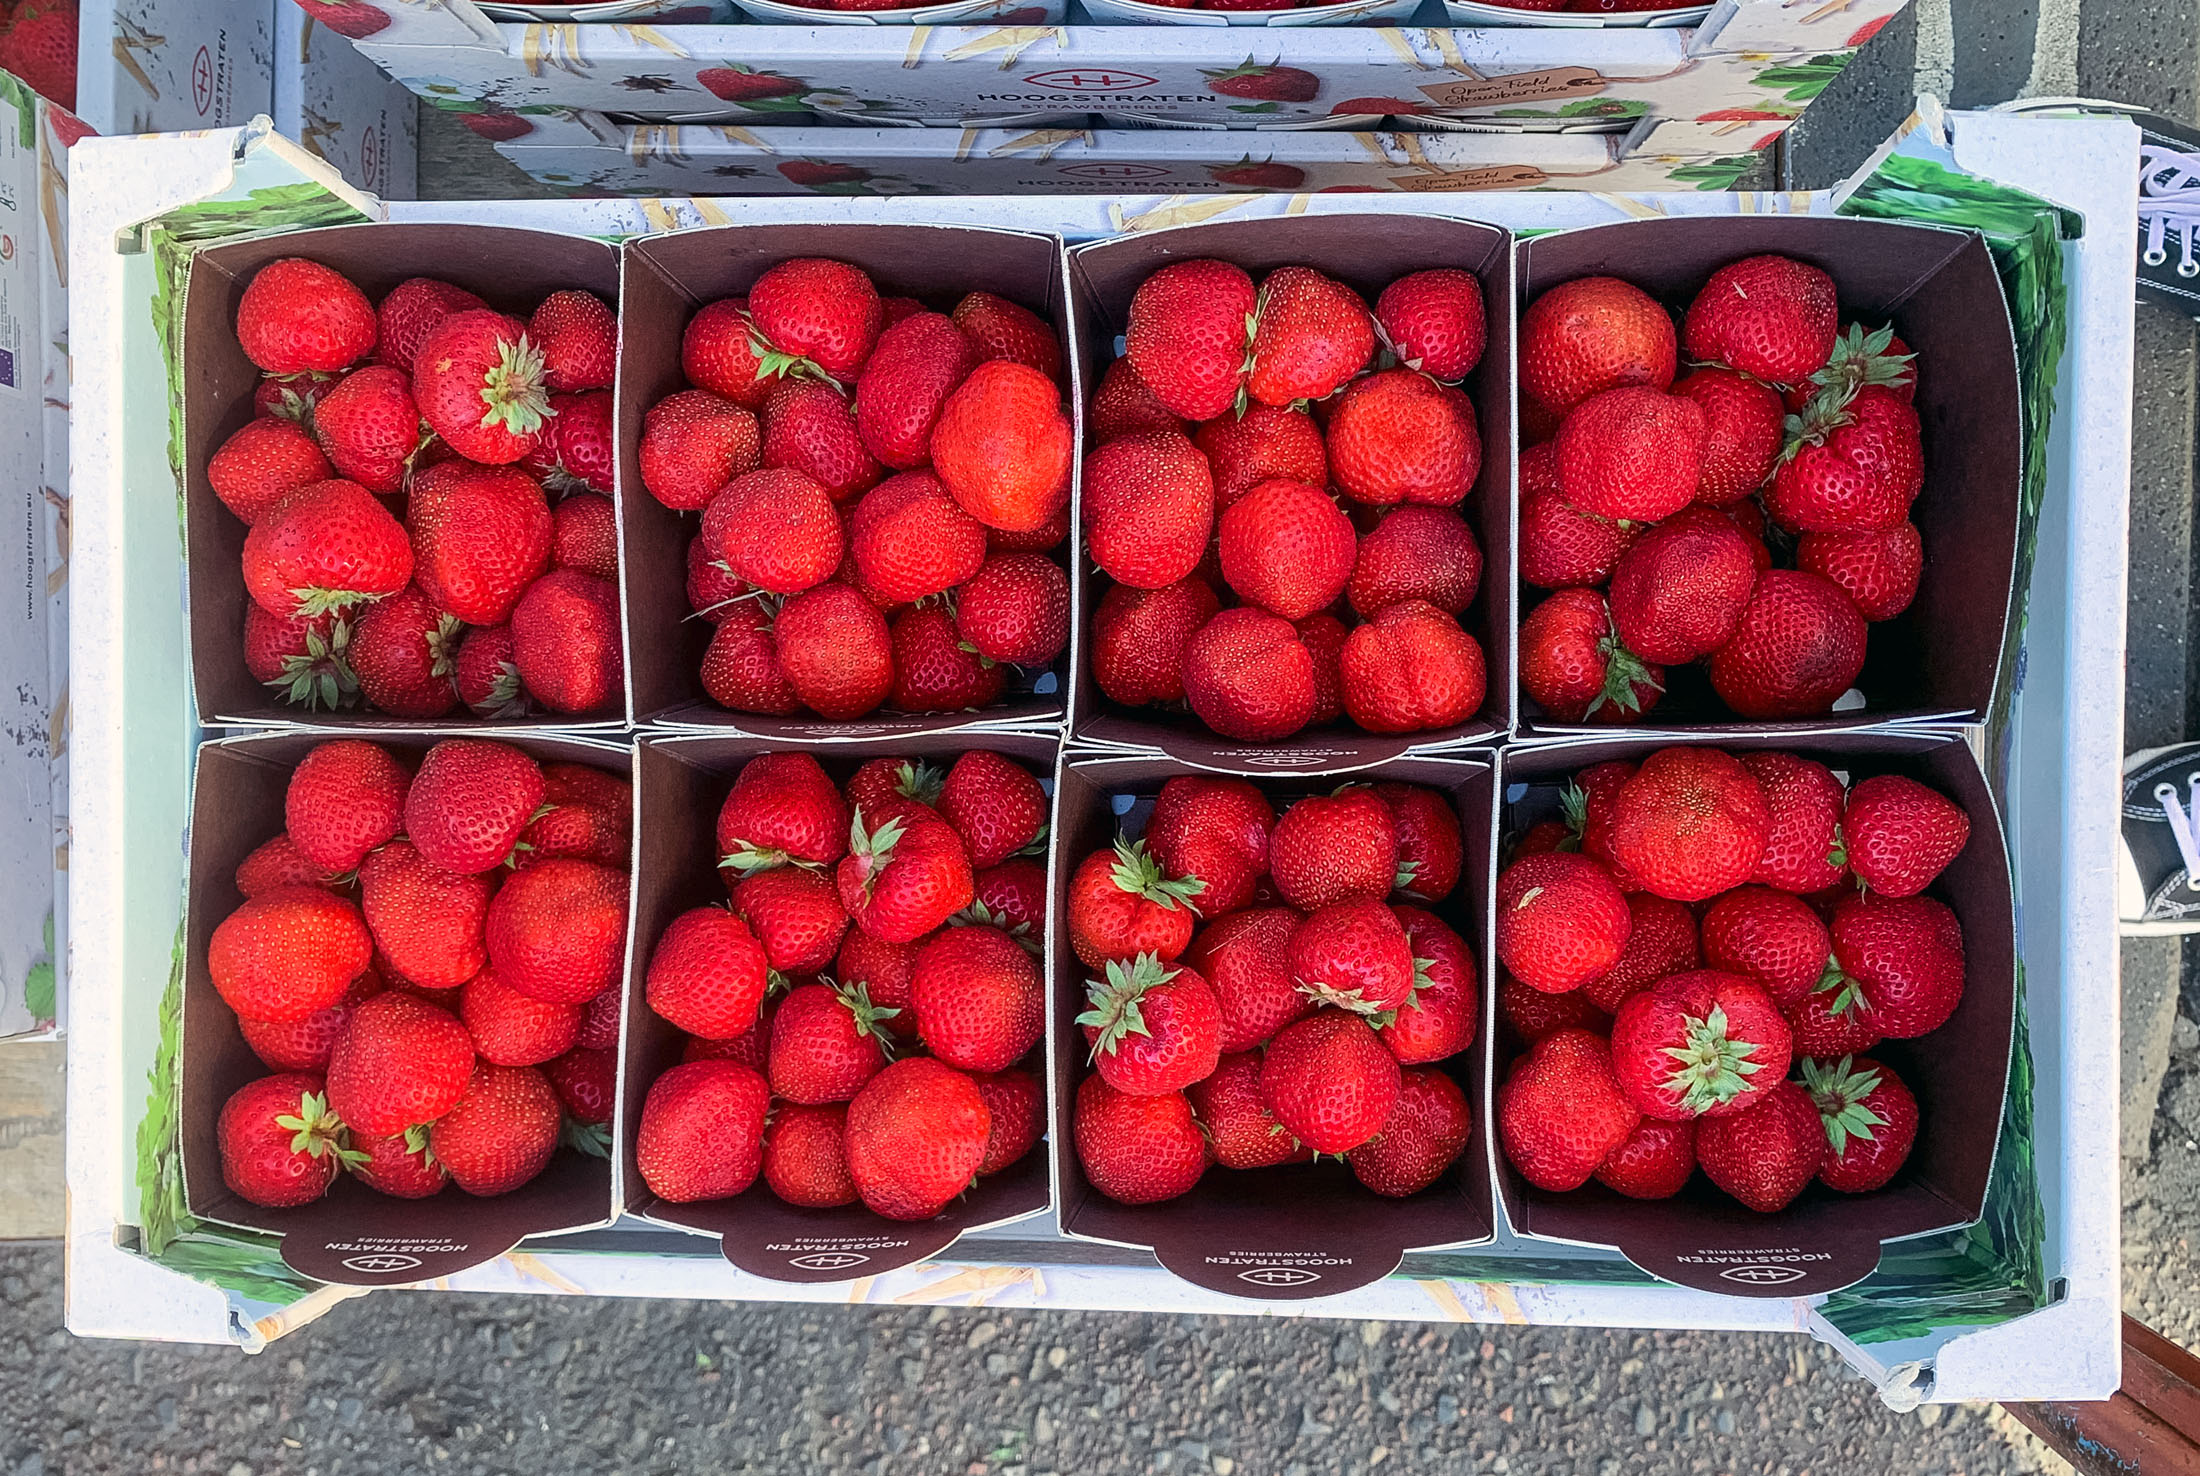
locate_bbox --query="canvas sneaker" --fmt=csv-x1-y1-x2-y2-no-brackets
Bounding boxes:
2122,743,2200,934
2137,112,2200,320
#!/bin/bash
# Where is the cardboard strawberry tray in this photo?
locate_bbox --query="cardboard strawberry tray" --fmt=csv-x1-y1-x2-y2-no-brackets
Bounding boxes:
617,222,1079,737
180,222,625,731
1064,212,1516,769
1049,744,1496,1299
1491,728,2015,1297
1513,214,2022,736
620,731,1056,1281
178,730,631,1287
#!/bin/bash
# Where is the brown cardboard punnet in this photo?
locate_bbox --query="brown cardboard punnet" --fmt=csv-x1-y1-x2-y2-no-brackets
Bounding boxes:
617,225,1078,736
182,224,626,730
1065,214,1517,770
622,731,1056,1281
1051,750,1497,1299
1515,217,2021,734
180,730,630,1287
1492,730,2016,1297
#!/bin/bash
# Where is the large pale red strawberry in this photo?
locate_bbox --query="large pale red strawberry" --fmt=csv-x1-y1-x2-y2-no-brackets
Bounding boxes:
1738,751,1851,894
1327,369,1479,508
1147,777,1272,915
1218,479,1354,621
237,259,377,374
283,739,405,873
1288,899,1418,1015
1269,787,1396,911
1797,521,1922,622
935,751,1044,871
1260,1011,1401,1155
771,582,892,719
637,1059,771,1202
748,258,882,384
1519,588,1663,726
461,965,582,1068
681,297,772,409
1183,608,1317,740
1803,1054,1917,1193
326,991,475,1137
1075,1075,1206,1205
1707,569,1868,720
1125,260,1258,420
1556,387,1706,523
845,1057,992,1220
528,290,616,393
348,585,459,719
704,467,843,595
1083,430,1214,591
407,462,552,625
768,980,894,1104
1683,254,1838,388
1821,892,1965,1038
1092,577,1219,707
1672,367,1783,506
412,309,552,464
955,553,1070,668
217,1074,348,1208
931,361,1072,535
838,806,973,942
1607,506,1757,664
761,377,882,504
1246,267,1373,408
1377,905,1476,1064
1090,356,1186,444
1496,1029,1642,1192
639,389,760,510
1188,1052,1308,1170
1518,276,1676,415
702,600,799,715
647,906,769,1039
312,366,423,495
1610,970,1792,1121
848,471,984,602
1501,973,1610,1043
1195,404,1327,509
487,858,628,1005
731,865,848,977
952,292,1061,382
1349,1068,1472,1198
211,888,372,1024
1496,852,1630,993
376,278,486,373
1067,839,1204,968
1701,886,1831,1008
1695,1078,1821,1212
1340,600,1486,734
1077,952,1221,1096
1764,387,1923,533
1376,268,1485,382
210,416,334,525
511,569,623,716
890,606,1006,712
853,312,976,469
1594,1116,1696,1200
1518,479,1638,590
242,479,413,619
1842,774,1969,897
1183,907,1309,1054
1606,747,1770,902
761,1102,857,1208
1348,507,1481,619
1580,892,1700,1015
358,840,492,990
404,739,543,874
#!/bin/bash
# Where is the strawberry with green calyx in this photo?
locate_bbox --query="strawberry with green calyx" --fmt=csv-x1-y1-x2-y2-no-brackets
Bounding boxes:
1286,899,1426,1019
1518,587,1664,726
242,479,413,620
454,625,532,719
218,1075,362,1208
413,310,556,465
350,585,461,720
769,979,898,1104
1610,971,1792,1121
1817,891,1965,1038
846,755,945,819
717,751,849,876
1791,323,1916,417
1202,60,1320,104
1379,906,1477,1065
1066,838,1206,969
1079,952,1222,1097
248,607,358,713
837,806,974,943
1802,1053,1918,1193
348,1124,450,1199
1764,385,1922,534
747,257,882,386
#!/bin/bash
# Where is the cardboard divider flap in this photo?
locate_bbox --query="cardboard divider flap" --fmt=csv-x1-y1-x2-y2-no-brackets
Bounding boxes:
1065,213,1516,769
1490,730,2016,1297
180,730,632,1286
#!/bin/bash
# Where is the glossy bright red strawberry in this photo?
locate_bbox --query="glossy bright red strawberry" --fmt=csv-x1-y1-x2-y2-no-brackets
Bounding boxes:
1605,747,1771,902
326,991,476,1137
523,389,615,499
1348,506,1481,619
704,467,844,596
242,479,413,619
1077,952,1222,1096
1797,521,1923,622
890,606,1005,713
549,492,618,582
404,739,543,875
847,470,984,602
681,297,772,408
1765,386,1923,532
1518,276,1676,415
1683,254,1838,387
647,907,769,1040
1269,787,1396,911
1579,893,1699,1015
461,965,582,1068
1610,970,1792,1121
1260,1010,1401,1155
1125,260,1257,421
1700,886,1831,1009
1673,367,1783,506
935,751,1044,871
486,858,629,1005
235,833,343,900
850,312,974,470
376,277,485,373
1707,569,1869,719
407,462,553,625
1340,600,1486,734
1518,480,1637,591
1695,1078,1821,1212
956,553,1071,667
1327,369,1479,508
845,1057,992,1220
1349,1068,1471,1198
639,389,760,510
1378,905,1477,1065
1187,1052,1307,1170
413,310,552,464
1376,268,1485,382
759,1102,858,1208
1146,777,1272,915
218,1074,349,1208
1496,1029,1641,1192
636,1059,770,1202
1067,840,1204,968
768,979,895,1104
1803,1054,1918,1193
1183,608,1317,740
1092,577,1219,707
932,361,1072,535
282,739,405,874
838,806,974,942
237,259,376,374
210,415,333,525
1520,589,1663,726
347,1126,449,1199
1084,430,1214,591
1075,1075,1206,1205
347,585,458,719
967,1069,1045,1176
1496,852,1630,994
1555,387,1706,524
732,864,849,976
1821,892,1966,1038
773,582,893,720
1090,355,1187,444
311,366,422,495
528,290,616,393
907,925,1042,1074
1594,1116,1696,1200
1196,404,1326,509
952,292,1061,382
211,887,372,1024
717,751,847,875
1607,507,1756,665
1842,774,1969,897
748,258,881,384
701,601,799,716
358,840,492,991
1288,899,1419,1015
1216,479,1354,621
1375,785,1462,900
1246,266,1373,408
1738,752,1851,894
1183,907,1309,1053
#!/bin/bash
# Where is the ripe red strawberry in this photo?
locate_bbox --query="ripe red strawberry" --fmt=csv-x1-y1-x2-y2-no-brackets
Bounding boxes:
767,980,893,1104
527,290,616,394
404,739,544,875
1246,267,1373,407
907,925,1042,1074
283,739,405,874
1327,369,1479,508
487,858,628,1005
524,390,616,498
687,535,748,622
1092,577,1219,707
311,366,422,495
1803,1054,1918,1193
1077,952,1221,1096
1566,758,1641,890
1090,356,1187,444
1075,1075,1206,1204
839,806,973,942
218,1074,348,1208
1217,480,1355,621
1067,839,1204,968
1269,787,1397,911
1694,1078,1820,1212
348,1126,449,1199
640,389,761,511
1183,608,1317,740
408,462,553,625
836,927,922,1042
1580,893,1700,1015
1376,269,1486,382
1147,777,1272,915
574,987,623,1053
1594,1116,1695,1200
845,1057,992,1219
1672,367,1783,506
845,756,943,820
549,493,619,583
349,585,459,719
326,991,475,1137
1377,906,1476,1064
1183,907,1309,1054
242,479,413,618
1195,404,1327,509
210,887,371,1024
1349,1068,1472,1198
1555,387,1706,523
1518,480,1638,591
759,1102,857,1208
1505,973,1614,1042
1187,1052,1307,1170
1821,892,1966,1038
702,601,799,715
949,292,1060,383
930,361,1072,534
1797,521,1922,622
1764,387,1923,532
1683,254,1838,387
1606,506,1757,665
772,581,892,719
1347,507,1481,619
1610,970,1792,1121
1083,430,1215,591
1518,276,1676,415
229,971,372,1072
717,752,848,874
681,297,772,409
210,416,334,525
237,259,377,374
1701,887,1831,1008
1509,821,1574,863
1298,612,1347,725
948,1068,1035,1178
851,312,975,469
1125,260,1258,420
461,965,582,1068
637,1059,771,1202
761,377,882,504
648,906,770,1040
1520,588,1663,726
1340,600,1486,734
254,370,344,423
1606,747,1770,903
732,864,849,976
934,751,1044,871
1496,1028,1641,1192
748,258,881,384
510,569,623,715
967,858,1047,943
413,310,552,465
1784,975,1883,1058
1496,852,1630,993
955,553,1070,667
377,278,486,372
1288,899,1418,1015
236,833,343,900
359,840,492,990
517,791,629,870
1843,774,1969,897
704,467,844,595
1259,1011,1400,1155
1371,786,1460,904
1707,569,1868,719
846,471,983,603
1732,751,1849,894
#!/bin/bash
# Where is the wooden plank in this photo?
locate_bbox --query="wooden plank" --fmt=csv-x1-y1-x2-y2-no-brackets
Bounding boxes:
0,1039,63,1239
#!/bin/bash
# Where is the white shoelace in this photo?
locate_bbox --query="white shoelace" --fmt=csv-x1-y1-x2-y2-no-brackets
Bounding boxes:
2154,773,2200,890
2141,145,2200,278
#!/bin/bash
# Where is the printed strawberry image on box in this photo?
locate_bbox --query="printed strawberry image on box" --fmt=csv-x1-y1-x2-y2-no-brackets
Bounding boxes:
1067,213,1515,768
179,731,629,1286
620,732,1054,1281
1488,730,2014,1297
1512,215,2021,734
182,223,627,729
617,223,1078,736
1052,748,1494,1299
